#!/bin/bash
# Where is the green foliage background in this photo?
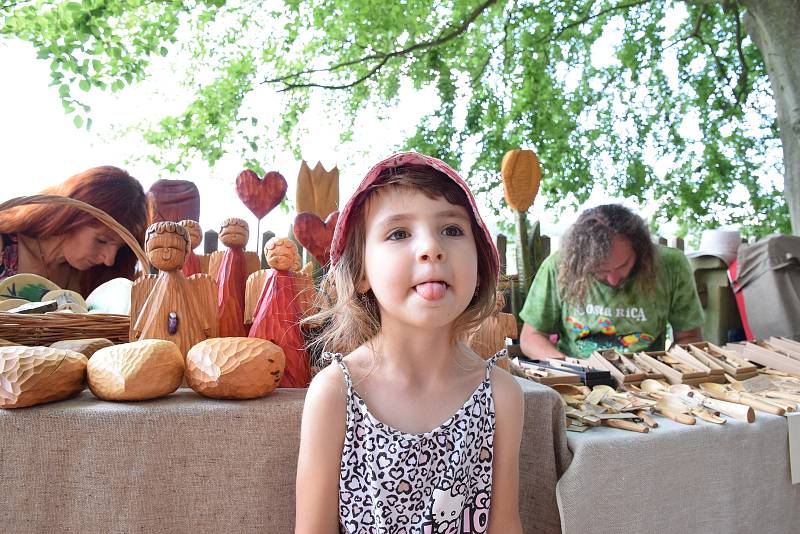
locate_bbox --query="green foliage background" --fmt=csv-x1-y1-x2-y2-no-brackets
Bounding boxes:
1,0,788,238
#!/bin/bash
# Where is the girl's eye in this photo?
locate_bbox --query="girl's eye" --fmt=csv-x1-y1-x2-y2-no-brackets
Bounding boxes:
442,225,464,237
388,229,409,241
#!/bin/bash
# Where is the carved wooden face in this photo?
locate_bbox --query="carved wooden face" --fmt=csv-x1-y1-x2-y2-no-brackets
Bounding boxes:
219,219,249,248
265,238,300,271
146,224,189,271
179,220,202,250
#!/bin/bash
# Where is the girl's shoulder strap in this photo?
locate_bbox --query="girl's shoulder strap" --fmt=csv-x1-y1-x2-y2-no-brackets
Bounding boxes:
484,348,508,378
321,351,352,389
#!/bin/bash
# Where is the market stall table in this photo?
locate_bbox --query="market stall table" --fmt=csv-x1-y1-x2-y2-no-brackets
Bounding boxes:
0,381,570,534
556,411,800,534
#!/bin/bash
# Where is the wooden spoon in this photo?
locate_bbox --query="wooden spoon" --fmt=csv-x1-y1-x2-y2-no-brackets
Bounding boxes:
654,396,696,425
700,382,785,416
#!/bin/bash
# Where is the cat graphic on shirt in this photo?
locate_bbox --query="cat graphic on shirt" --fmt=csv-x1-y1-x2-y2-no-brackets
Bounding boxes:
431,484,465,533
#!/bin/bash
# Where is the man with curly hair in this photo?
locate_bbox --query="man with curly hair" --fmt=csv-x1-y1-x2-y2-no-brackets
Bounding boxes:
519,204,704,359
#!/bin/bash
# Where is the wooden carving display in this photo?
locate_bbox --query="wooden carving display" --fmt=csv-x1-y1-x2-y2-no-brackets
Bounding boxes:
179,219,203,277
130,222,219,356
186,337,286,399
501,149,541,212
296,160,339,219
293,211,338,266
87,339,184,401
468,292,516,371
206,218,254,337
245,237,315,388
0,346,87,408
235,169,287,220
147,179,201,223
50,338,114,358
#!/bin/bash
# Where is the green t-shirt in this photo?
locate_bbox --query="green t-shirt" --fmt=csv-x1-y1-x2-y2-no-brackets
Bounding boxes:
519,245,704,358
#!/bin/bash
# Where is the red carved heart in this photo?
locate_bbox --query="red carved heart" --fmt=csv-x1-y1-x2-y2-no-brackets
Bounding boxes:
294,211,339,266
236,170,287,219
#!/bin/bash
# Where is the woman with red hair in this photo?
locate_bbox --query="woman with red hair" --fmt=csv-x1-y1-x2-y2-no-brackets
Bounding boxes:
0,166,149,297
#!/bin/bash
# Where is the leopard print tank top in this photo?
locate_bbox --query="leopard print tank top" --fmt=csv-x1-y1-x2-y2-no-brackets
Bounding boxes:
330,350,503,534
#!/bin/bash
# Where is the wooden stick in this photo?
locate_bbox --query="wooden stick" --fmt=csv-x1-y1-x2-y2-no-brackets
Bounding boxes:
602,419,649,433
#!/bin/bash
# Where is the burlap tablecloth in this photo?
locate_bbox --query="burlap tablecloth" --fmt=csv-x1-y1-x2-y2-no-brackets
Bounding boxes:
1,380,570,533
556,411,800,534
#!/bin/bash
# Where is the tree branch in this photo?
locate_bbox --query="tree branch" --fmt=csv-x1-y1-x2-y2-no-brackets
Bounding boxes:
538,0,650,43
264,0,498,91
731,3,749,105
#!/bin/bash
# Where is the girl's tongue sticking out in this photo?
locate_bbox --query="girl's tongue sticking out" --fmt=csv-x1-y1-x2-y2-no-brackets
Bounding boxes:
415,281,446,300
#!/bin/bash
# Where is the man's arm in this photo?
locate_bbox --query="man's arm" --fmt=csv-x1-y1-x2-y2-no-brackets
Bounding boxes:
519,323,567,360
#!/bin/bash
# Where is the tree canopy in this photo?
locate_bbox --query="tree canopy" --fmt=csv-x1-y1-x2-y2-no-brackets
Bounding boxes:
1,0,793,238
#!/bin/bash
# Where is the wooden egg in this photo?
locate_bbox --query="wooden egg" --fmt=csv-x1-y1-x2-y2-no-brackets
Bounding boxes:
501,148,541,212
87,339,184,401
50,338,114,358
0,346,87,409
186,337,285,399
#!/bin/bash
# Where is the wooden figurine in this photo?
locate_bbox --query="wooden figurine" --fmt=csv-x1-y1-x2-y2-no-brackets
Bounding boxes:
208,219,261,282
186,337,286,399
130,222,219,356
468,292,517,371
87,339,184,401
207,218,259,337
0,346,87,408
246,237,316,388
179,219,203,277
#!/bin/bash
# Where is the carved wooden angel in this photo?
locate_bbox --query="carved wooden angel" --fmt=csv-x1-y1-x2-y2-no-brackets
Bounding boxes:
208,218,260,337
245,237,316,388
130,222,218,357
467,291,517,370
179,219,203,277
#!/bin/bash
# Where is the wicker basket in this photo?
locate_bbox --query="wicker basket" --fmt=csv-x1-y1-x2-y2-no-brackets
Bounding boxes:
0,194,149,346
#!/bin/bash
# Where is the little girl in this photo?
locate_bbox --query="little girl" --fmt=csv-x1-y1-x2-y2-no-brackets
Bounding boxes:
295,152,524,533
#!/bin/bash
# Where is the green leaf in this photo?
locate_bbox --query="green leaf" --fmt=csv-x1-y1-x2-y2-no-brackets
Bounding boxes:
73,115,84,128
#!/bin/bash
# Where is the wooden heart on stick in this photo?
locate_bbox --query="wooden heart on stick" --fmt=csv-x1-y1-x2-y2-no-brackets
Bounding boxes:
236,170,287,219
294,211,338,266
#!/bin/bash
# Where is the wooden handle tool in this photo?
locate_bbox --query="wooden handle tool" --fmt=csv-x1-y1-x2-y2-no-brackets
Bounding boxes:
634,410,659,428
702,397,755,423
602,419,649,433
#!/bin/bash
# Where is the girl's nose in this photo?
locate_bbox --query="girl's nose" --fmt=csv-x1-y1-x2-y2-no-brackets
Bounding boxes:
417,236,446,263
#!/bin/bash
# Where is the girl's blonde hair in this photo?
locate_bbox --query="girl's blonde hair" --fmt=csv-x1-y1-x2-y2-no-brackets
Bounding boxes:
304,165,497,356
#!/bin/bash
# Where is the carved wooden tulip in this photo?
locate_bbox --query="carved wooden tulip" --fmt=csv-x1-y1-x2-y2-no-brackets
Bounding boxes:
186,337,285,399
0,346,87,409
296,160,339,219
87,339,185,401
50,338,114,358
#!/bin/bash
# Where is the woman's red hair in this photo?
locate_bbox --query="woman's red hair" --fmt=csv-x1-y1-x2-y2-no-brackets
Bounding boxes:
0,166,149,295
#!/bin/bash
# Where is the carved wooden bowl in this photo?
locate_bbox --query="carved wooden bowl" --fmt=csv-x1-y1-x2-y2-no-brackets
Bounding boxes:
0,346,87,408
87,339,184,401
186,337,285,399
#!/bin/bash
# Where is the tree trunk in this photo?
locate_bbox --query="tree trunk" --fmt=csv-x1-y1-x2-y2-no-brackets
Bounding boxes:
743,0,800,234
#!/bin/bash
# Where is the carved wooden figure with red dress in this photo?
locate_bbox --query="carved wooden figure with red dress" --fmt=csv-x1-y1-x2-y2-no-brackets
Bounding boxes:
179,219,203,277
245,237,316,388
208,218,259,337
